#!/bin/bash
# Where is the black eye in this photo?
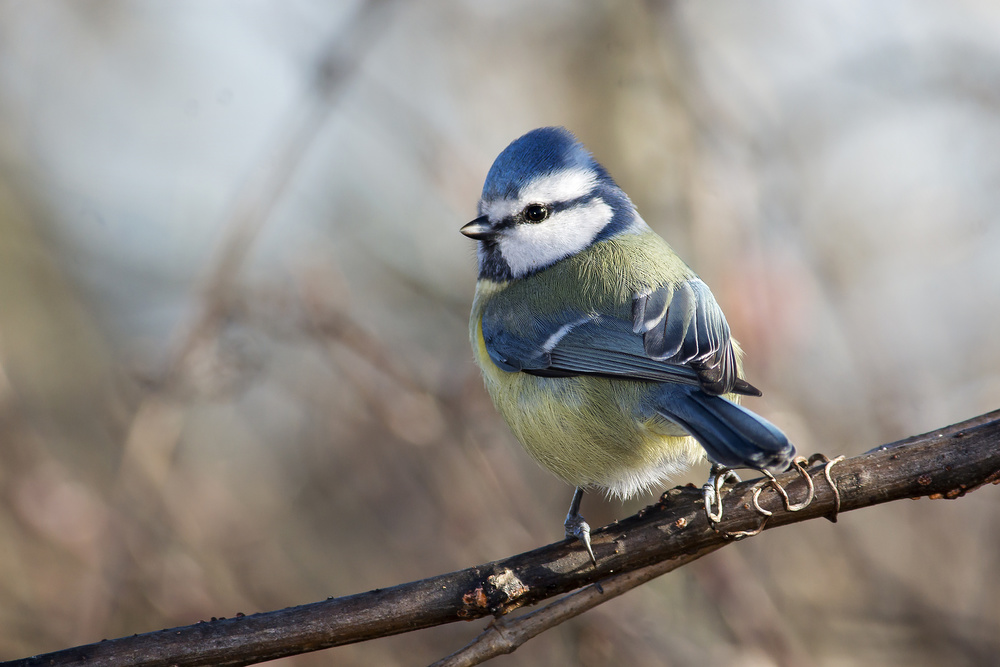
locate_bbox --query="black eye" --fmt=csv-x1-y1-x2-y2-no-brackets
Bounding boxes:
522,204,549,223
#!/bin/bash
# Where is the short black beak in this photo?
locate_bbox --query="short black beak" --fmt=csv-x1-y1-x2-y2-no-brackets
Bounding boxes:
460,215,494,240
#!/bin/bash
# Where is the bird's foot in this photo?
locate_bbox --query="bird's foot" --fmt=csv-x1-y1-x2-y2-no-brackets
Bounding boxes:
750,454,846,522
815,453,846,521
564,487,597,566
564,513,596,567
702,465,742,525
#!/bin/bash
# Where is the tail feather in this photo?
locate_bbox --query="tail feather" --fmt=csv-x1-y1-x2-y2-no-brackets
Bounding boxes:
655,388,794,473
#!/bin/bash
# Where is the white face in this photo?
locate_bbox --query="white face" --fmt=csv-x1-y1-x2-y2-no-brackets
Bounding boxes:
479,167,614,278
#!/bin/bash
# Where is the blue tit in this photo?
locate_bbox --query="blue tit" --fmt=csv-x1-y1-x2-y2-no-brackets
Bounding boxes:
461,127,794,564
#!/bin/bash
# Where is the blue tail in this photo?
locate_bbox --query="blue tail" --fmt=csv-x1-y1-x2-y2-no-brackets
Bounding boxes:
654,387,794,473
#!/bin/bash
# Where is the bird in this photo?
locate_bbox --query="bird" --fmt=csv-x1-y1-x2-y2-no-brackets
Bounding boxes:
461,127,794,564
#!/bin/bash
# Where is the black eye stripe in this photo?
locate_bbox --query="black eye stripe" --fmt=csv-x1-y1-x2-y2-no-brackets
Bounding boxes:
514,194,601,224
551,194,600,214
487,193,602,231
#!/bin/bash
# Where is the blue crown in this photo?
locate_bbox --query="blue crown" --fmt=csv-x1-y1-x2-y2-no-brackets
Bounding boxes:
482,127,611,200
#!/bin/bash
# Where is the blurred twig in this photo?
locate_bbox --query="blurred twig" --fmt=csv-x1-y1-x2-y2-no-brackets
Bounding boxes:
162,0,397,385
5,409,999,667
116,0,398,493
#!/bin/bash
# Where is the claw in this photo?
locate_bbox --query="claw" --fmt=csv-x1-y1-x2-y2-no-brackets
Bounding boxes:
564,487,597,566
760,457,815,512
808,453,846,521
702,465,741,525
750,454,846,521
751,483,773,516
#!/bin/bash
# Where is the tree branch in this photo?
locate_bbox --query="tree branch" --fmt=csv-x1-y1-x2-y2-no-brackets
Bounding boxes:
428,543,726,667
5,409,999,667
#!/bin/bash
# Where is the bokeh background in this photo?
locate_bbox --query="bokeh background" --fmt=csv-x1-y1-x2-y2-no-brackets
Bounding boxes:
2,1,999,665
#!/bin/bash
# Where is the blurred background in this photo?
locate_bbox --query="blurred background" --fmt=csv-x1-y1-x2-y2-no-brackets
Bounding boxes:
1,1,999,665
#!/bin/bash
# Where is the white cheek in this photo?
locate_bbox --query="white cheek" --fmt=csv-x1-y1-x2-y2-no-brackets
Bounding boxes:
500,198,613,277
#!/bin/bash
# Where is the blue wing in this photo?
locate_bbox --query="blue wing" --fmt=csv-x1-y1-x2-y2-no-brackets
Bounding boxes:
481,278,757,396
481,278,792,470
632,279,750,395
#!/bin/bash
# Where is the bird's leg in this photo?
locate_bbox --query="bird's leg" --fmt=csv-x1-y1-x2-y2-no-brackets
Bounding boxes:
564,487,597,566
702,464,741,524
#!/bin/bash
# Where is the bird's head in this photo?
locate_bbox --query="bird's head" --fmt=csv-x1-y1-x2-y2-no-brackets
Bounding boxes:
462,127,642,281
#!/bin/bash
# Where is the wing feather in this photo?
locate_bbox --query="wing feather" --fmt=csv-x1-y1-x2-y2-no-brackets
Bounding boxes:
481,278,757,396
